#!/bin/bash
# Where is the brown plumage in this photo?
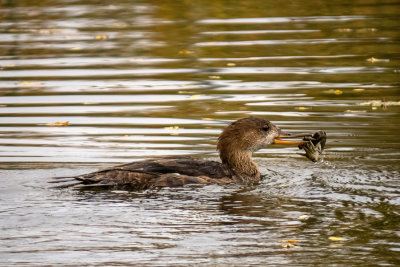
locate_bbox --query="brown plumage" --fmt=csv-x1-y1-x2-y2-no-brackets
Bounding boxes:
50,116,298,190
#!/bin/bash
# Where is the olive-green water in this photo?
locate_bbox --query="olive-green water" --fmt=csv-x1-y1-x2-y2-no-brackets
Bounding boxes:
0,0,399,266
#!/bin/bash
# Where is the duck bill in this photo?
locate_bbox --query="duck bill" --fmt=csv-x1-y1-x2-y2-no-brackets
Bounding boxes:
274,132,310,146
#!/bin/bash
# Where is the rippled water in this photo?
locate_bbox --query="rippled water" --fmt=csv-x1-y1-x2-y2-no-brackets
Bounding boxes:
1,0,400,266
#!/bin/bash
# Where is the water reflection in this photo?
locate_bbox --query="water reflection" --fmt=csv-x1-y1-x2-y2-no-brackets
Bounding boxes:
0,0,399,266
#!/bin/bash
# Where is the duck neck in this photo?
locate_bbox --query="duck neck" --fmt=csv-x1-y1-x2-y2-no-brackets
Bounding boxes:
220,150,260,183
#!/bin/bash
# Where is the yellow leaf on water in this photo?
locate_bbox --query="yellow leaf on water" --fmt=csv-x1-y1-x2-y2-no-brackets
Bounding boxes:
296,107,309,110
353,88,365,92
329,236,345,241
190,95,201,99
95,34,108,40
299,214,310,220
203,118,214,121
280,240,301,248
164,126,180,130
282,242,295,248
335,28,352,32
324,89,343,95
208,75,221,79
226,63,236,67
164,126,180,135
366,57,389,63
69,47,81,51
17,81,41,86
346,110,367,113
356,28,377,33
334,90,343,95
46,121,69,127
178,90,196,94
179,50,193,55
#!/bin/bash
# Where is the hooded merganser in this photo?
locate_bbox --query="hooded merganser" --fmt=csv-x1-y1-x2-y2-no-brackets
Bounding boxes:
50,116,325,190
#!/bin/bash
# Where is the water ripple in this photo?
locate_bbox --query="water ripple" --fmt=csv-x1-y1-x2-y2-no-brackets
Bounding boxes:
198,16,368,24
0,68,197,78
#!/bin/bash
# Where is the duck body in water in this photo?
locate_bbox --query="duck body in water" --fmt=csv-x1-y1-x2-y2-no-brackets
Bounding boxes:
51,116,325,190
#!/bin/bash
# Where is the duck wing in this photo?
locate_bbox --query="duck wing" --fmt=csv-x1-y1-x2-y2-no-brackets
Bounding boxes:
49,156,233,190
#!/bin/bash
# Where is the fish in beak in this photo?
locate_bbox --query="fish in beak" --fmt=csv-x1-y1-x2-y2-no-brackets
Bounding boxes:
274,131,327,162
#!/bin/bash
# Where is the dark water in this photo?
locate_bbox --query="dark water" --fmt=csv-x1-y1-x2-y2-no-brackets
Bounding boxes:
1,0,400,266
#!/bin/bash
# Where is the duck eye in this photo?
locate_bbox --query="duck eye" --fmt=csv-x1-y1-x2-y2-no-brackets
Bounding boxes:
262,125,269,131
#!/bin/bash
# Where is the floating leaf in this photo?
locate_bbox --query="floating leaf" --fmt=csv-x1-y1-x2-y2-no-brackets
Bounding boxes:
282,242,295,248
366,57,389,63
356,28,377,33
203,118,213,121
280,240,301,248
296,107,309,110
179,50,193,55
164,126,180,135
353,88,365,92
226,63,236,67
329,236,345,241
334,90,343,95
335,28,352,32
324,89,343,95
345,110,366,113
164,126,180,130
95,34,108,40
46,121,69,127
208,75,221,79
17,81,41,86
178,90,196,94
298,214,309,220
69,47,81,51
190,95,201,99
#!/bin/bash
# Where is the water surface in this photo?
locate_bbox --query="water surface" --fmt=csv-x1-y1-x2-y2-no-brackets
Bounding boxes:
0,0,399,266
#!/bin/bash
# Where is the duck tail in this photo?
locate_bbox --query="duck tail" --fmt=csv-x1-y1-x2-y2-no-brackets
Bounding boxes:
48,176,83,189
